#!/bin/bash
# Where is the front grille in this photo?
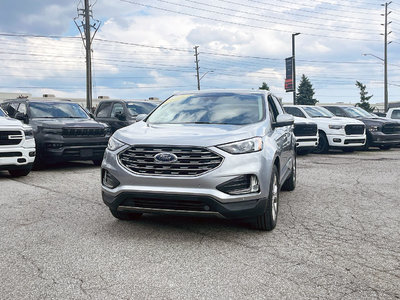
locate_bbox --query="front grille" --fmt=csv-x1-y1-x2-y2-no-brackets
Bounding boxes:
382,123,400,134
121,197,211,211
293,124,317,137
344,139,365,145
0,130,23,145
345,124,365,135
0,152,22,157
119,146,224,176
62,128,105,137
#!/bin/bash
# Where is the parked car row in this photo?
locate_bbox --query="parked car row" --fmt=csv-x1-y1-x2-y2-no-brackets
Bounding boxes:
1,91,399,232
284,105,400,153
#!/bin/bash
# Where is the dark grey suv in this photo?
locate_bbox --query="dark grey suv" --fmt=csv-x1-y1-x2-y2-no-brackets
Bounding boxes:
101,90,296,231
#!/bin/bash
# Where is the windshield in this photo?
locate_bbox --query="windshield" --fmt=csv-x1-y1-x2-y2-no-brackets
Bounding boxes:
353,107,373,117
146,93,265,125
127,102,157,115
303,106,334,118
0,108,6,117
30,102,89,119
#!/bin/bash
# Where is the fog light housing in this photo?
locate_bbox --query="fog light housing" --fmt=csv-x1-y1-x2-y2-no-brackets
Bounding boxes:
216,174,259,195
47,143,64,149
29,151,36,157
333,138,342,143
102,169,120,189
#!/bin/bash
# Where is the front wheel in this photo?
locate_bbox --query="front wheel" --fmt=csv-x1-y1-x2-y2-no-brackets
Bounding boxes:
281,156,296,191
8,168,31,177
254,165,279,231
314,132,329,154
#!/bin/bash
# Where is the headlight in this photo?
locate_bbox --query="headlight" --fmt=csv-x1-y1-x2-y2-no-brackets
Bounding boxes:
24,129,34,139
42,127,62,134
328,125,344,130
217,137,263,154
368,125,380,132
107,136,126,151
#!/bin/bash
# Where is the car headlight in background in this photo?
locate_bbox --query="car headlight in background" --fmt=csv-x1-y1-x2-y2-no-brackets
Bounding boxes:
328,125,344,130
107,136,126,151
217,137,263,154
368,125,380,132
24,129,34,139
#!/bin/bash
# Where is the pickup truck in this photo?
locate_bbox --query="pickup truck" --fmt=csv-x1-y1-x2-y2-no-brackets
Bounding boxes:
0,107,36,176
284,105,366,153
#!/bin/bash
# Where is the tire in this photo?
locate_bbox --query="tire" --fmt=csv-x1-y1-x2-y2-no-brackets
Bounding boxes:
8,168,31,177
379,145,391,150
296,149,310,156
93,159,103,166
342,148,355,153
254,165,279,231
110,208,142,221
362,135,371,150
282,156,296,191
313,131,329,154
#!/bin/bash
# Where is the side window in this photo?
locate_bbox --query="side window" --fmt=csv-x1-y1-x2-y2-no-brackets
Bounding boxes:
111,103,124,118
272,95,284,115
6,102,19,117
17,103,27,114
267,96,279,124
285,107,305,118
392,110,400,119
96,102,112,118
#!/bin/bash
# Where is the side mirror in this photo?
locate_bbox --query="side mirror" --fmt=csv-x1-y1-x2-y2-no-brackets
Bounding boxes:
135,114,147,122
115,111,126,121
273,114,294,128
15,112,28,124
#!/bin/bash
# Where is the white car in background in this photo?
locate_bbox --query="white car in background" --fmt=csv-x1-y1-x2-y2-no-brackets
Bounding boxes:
284,105,366,153
386,108,400,120
292,117,319,155
0,108,36,176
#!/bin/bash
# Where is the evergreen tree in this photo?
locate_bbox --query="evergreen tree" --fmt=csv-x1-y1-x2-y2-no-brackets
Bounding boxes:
259,82,270,90
355,81,374,112
296,74,318,105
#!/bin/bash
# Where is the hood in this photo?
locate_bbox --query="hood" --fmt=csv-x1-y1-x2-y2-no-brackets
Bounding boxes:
310,116,364,125
0,116,25,128
293,116,316,125
31,118,108,129
354,116,397,126
114,121,264,147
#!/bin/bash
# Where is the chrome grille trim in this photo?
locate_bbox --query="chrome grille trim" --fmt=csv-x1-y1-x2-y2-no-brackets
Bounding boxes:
119,145,224,176
0,130,23,145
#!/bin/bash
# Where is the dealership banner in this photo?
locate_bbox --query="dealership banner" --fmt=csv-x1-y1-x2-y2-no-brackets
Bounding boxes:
285,57,294,92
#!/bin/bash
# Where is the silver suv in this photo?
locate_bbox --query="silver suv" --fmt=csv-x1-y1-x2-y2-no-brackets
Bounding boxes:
101,90,296,231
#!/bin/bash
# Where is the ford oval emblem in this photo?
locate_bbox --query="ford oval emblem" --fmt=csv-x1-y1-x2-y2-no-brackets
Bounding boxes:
154,152,178,163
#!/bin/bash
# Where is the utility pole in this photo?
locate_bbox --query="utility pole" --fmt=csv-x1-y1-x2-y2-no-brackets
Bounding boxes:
292,33,300,105
382,2,392,112
74,0,101,111
194,46,200,90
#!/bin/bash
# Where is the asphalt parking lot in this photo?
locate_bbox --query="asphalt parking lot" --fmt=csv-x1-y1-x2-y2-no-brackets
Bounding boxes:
0,149,399,299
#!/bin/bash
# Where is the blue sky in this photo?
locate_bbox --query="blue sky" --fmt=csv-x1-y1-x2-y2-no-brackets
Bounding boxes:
0,0,399,107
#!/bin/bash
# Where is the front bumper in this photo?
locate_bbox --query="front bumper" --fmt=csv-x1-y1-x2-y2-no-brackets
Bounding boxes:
37,135,109,162
101,146,274,219
326,134,365,147
0,142,36,169
295,136,318,149
369,131,400,146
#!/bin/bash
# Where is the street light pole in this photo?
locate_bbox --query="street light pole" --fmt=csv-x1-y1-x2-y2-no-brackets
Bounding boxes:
292,33,300,105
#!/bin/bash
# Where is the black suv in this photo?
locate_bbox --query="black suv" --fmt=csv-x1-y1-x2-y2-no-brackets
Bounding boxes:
1,98,111,166
323,105,400,150
94,100,159,133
